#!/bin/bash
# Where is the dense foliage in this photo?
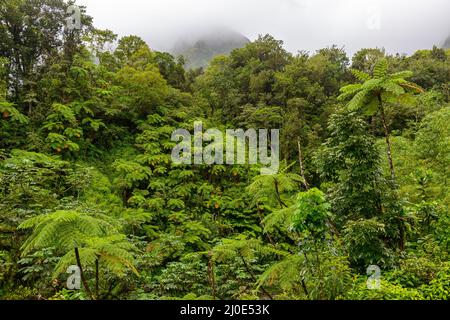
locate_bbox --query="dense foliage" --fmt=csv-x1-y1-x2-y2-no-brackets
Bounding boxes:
1,0,449,300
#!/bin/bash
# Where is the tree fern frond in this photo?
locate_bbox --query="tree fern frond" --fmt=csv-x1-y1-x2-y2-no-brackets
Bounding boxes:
373,58,388,78
256,254,303,291
399,82,425,94
338,84,362,101
21,211,121,254
262,206,295,233
391,70,413,79
381,82,405,96
351,69,371,82
347,89,371,111
364,98,379,116
361,78,382,91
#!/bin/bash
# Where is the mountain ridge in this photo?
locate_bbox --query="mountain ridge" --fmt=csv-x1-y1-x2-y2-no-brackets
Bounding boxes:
443,35,450,49
171,27,250,69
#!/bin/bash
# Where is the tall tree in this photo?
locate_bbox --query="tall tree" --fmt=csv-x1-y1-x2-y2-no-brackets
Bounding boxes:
0,0,92,113
338,58,423,180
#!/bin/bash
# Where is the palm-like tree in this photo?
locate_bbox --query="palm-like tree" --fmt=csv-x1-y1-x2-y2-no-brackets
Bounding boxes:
338,59,423,180
247,162,304,209
19,210,138,299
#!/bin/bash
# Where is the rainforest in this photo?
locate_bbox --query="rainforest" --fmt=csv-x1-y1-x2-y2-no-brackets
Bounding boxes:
0,0,450,301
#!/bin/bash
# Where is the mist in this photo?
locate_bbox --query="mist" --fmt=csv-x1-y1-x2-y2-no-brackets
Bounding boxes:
76,0,450,56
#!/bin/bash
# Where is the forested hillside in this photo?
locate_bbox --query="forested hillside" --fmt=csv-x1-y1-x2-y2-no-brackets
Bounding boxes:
1,1,450,300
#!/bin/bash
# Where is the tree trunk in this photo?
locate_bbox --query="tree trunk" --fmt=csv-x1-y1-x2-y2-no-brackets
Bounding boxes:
274,179,288,208
207,252,216,300
297,137,310,190
378,94,396,181
95,257,100,300
314,241,325,300
74,247,94,300
301,251,310,299
239,255,273,300
378,95,405,250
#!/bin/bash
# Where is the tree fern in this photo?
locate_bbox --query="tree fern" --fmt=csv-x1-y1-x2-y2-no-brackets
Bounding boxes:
247,162,303,208
338,58,423,181
19,210,119,255
19,210,138,299
53,235,138,279
256,254,304,295
262,206,296,234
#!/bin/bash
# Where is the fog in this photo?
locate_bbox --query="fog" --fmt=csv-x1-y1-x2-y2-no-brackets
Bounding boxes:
76,0,450,56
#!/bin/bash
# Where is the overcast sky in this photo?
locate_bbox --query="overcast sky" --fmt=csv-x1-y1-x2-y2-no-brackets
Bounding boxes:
76,0,450,56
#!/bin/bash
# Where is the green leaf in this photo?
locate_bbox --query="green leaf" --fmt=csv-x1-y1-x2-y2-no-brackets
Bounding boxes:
373,58,388,78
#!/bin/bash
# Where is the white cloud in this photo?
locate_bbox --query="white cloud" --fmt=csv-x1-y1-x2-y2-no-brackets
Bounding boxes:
76,0,450,55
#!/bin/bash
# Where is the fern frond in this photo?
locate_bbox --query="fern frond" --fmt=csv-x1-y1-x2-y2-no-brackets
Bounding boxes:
19,211,119,255
346,89,371,111
256,254,303,291
399,81,424,94
361,78,382,91
364,98,379,116
391,70,413,79
373,58,388,78
351,69,371,82
337,84,362,101
381,82,405,96
262,206,295,233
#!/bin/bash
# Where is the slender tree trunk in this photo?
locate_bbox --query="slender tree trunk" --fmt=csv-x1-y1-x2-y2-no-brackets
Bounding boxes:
274,179,288,208
297,137,310,190
378,95,406,250
398,218,405,251
207,252,216,300
239,255,273,300
300,279,309,298
371,116,377,135
314,241,325,300
74,247,94,300
301,251,310,299
256,202,276,246
378,94,396,181
95,257,100,300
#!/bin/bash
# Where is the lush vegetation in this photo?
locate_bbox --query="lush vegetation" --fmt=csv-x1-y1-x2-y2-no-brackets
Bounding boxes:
1,0,449,300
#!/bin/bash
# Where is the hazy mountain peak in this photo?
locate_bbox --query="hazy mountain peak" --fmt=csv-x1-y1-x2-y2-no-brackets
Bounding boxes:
443,35,450,49
171,26,250,69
